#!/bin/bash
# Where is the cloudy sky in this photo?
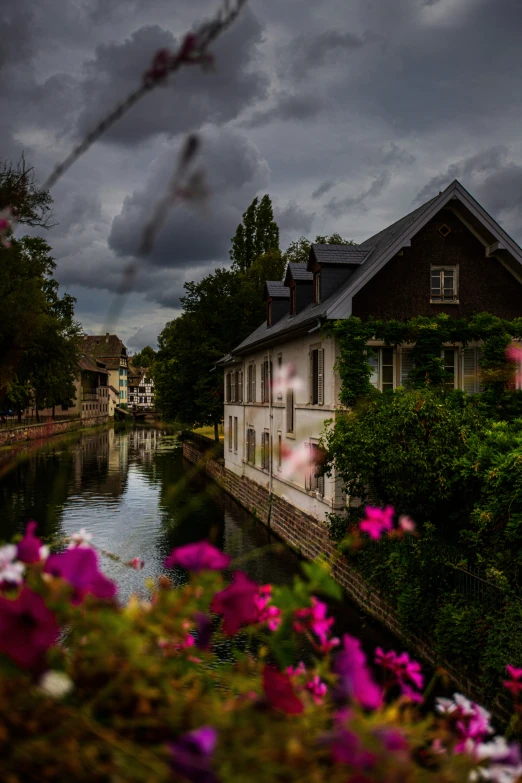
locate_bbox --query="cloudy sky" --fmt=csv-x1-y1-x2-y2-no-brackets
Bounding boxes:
2,0,522,351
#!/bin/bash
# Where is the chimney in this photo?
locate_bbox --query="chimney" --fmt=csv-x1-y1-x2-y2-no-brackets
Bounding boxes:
106,333,110,343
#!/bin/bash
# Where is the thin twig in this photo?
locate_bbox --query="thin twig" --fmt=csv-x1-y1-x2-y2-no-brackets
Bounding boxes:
40,0,249,193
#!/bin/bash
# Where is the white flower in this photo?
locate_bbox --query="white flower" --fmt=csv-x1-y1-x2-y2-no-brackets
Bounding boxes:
38,671,74,699
68,528,93,549
39,545,50,561
0,544,25,585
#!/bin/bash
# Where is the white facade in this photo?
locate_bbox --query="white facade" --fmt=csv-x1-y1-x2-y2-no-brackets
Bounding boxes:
224,332,345,523
128,369,155,409
224,334,492,524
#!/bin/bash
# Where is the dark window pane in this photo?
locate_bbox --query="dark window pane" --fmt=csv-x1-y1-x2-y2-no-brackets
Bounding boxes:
382,348,393,366
382,366,394,385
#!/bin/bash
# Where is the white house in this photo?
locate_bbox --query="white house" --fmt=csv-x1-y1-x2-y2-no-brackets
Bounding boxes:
220,180,522,523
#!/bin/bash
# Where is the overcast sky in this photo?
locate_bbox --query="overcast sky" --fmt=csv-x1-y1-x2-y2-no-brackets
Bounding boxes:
2,0,522,351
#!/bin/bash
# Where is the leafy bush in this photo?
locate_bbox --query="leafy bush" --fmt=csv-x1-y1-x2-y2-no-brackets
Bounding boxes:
0,523,520,782
482,600,522,702
434,593,488,671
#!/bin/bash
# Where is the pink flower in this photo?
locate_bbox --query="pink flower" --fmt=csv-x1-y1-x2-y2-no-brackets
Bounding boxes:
331,729,376,769
263,666,304,715
127,557,145,570
436,694,493,753
45,548,117,604
211,571,259,636
254,584,281,631
68,528,93,549
375,648,424,702
17,521,47,564
294,596,339,653
0,587,59,669
165,541,230,572
374,728,409,753
286,661,306,677
168,725,218,783
306,675,328,704
359,506,394,540
333,634,381,710
507,344,522,388
504,664,522,697
398,515,416,533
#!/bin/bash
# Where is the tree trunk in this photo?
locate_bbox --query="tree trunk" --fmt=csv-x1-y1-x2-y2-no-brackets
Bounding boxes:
35,407,40,424
214,421,219,442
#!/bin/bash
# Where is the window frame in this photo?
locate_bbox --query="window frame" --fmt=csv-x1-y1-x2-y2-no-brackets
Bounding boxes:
286,388,294,434
430,264,459,304
289,285,296,316
313,271,321,304
368,346,395,392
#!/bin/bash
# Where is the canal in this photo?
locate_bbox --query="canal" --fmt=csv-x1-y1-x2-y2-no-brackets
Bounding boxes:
0,424,406,660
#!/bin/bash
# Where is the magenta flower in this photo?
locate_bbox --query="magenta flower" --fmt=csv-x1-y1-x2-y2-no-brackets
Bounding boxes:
45,548,116,604
306,675,328,704
193,612,213,651
165,541,230,572
333,634,381,710
263,666,304,715
17,521,46,564
375,647,424,702
0,587,59,669
294,596,339,653
211,571,259,636
254,584,281,631
331,729,376,769
436,694,493,753
504,665,522,697
359,506,394,540
168,725,218,783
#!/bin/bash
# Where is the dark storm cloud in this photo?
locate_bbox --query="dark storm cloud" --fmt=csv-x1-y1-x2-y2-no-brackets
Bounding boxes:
75,8,268,145
415,147,509,203
285,29,370,79
127,322,165,351
108,124,270,270
326,171,392,217
243,92,329,128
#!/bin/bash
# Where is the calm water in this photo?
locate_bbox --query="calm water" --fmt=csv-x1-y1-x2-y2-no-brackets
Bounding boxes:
0,425,402,658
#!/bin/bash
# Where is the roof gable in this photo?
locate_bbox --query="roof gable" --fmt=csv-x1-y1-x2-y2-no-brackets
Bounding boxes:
284,262,313,285
82,334,127,359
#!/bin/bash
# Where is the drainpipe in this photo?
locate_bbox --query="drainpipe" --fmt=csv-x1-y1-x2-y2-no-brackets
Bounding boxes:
267,347,273,531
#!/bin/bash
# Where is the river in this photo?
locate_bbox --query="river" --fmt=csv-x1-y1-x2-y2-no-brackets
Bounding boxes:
0,424,406,660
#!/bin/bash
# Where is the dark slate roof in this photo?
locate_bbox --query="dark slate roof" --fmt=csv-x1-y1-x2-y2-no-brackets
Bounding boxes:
265,281,290,298
82,334,127,359
311,244,369,266
285,262,313,282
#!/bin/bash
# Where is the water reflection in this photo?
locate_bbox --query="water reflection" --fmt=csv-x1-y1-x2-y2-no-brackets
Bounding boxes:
0,426,401,656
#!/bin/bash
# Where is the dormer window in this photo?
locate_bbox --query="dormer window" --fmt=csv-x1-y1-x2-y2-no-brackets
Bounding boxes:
290,285,296,316
267,299,272,326
314,271,321,304
431,265,459,303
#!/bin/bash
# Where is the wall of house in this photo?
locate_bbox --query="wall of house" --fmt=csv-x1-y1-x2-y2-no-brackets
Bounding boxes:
352,208,522,321
224,332,346,523
0,414,109,447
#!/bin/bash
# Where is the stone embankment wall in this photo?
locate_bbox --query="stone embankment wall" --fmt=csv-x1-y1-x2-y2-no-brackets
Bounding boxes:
0,415,109,447
183,439,509,721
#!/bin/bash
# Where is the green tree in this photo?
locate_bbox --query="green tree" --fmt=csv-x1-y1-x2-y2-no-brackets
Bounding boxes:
0,155,55,229
230,195,280,272
131,346,157,368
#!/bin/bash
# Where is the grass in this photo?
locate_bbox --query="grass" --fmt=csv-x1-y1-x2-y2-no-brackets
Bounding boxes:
193,424,224,442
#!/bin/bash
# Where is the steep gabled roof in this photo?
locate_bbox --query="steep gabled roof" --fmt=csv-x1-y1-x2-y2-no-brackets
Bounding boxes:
310,244,369,268
81,334,127,359
284,262,313,284
229,179,522,355
265,281,290,299
79,355,110,375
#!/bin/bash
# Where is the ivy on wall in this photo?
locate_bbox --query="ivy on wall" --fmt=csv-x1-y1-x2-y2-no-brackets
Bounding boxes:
328,312,522,413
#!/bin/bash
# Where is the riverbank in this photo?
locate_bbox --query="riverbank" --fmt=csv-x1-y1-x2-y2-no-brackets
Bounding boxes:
0,414,110,448
182,437,511,723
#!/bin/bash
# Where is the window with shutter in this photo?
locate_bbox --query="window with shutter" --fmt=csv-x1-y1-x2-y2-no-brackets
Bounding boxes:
400,349,414,387
277,434,282,468
234,417,238,452
261,362,265,403
277,354,283,400
239,371,243,403
318,348,324,405
286,389,294,433
304,443,311,490
252,364,256,402
462,348,480,394
290,286,296,316
226,373,232,402
368,348,395,391
261,432,265,469
228,416,232,451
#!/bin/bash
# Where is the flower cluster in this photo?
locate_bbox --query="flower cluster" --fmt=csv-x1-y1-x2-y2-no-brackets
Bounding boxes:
0,526,520,782
359,505,417,540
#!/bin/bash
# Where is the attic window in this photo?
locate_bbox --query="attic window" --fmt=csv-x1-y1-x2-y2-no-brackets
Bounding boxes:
289,285,296,316
267,300,272,327
313,272,321,304
431,265,459,303
438,224,451,238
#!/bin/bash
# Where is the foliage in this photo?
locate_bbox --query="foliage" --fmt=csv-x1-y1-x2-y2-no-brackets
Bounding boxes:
230,195,280,273
324,387,484,525
283,233,354,265
0,527,517,782
131,346,157,368
0,233,81,418
434,593,488,670
0,155,55,229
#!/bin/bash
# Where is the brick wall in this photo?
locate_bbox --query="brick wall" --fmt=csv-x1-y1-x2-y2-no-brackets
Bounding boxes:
0,415,109,447
353,208,522,321
183,440,510,721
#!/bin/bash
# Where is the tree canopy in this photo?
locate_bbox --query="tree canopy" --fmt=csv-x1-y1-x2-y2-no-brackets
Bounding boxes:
130,346,157,368
230,195,280,273
283,233,354,265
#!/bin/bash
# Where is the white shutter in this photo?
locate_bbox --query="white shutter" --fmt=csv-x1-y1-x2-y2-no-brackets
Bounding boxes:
239,371,243,403
317,472,325,497
401,349,414,387
318,349,324,405
261,363,265,403
286,389,294,433
462,348,478,394
309,351,314,403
